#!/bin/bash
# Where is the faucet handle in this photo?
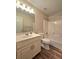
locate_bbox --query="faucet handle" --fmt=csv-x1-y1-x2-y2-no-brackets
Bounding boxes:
30,31,32,34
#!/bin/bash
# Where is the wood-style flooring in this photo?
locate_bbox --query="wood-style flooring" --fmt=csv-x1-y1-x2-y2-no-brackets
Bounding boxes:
33,45,62,59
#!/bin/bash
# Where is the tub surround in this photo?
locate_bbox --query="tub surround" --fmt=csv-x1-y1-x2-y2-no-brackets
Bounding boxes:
48,12,62,50
16,32,42,59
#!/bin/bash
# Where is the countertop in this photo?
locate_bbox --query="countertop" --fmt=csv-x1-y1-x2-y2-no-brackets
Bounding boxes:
16,32,41,43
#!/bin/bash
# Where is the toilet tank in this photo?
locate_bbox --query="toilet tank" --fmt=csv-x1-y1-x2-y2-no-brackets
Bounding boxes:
38,33,44,38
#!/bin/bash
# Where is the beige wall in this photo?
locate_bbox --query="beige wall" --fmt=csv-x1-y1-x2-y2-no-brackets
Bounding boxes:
35,9,48,34
43,18,48,38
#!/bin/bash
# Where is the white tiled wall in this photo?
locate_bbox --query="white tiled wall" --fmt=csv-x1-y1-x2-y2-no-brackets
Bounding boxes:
48,12,62,50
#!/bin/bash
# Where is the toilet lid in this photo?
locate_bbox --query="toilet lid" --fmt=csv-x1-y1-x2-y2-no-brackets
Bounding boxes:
42,38,50,44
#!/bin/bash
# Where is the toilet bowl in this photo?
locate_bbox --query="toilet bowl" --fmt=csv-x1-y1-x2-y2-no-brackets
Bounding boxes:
41,38,50,50
42,38,50,44
39,33,50,50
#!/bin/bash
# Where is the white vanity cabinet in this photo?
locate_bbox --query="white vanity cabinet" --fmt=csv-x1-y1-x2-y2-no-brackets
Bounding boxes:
16,49,22,59
16,35,41,59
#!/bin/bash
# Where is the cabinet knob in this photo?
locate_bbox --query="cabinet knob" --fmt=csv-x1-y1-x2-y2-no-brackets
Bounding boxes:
30,45,35,50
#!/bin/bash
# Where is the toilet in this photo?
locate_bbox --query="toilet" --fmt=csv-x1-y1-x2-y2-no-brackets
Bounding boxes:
39,33,50,50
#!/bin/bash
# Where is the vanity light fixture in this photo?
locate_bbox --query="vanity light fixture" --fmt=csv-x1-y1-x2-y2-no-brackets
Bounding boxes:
16,0,35,14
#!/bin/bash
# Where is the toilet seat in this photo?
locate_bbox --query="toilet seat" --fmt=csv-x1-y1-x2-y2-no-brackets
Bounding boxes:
38,33,50,50
41,38,50,44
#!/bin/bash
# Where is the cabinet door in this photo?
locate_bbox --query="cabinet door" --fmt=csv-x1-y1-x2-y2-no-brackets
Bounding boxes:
31,40,41,57
21,45,32,59
16,49,22,59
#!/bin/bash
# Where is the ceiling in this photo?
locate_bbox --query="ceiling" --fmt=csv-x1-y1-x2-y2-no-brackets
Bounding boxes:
27,0,62,16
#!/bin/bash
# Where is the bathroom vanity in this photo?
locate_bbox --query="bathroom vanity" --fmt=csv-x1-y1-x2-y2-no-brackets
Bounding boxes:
16,32,41,59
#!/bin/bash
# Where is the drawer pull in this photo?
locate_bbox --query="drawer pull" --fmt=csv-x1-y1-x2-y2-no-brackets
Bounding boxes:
30,45,35,50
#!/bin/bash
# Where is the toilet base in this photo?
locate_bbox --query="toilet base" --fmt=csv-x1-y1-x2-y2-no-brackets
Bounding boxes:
41,43,50,50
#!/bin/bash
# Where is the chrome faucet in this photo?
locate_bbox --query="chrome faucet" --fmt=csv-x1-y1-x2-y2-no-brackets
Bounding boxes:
25,31,32,35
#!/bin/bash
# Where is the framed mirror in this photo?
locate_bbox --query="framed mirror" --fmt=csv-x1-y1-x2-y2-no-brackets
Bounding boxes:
16,7,35,33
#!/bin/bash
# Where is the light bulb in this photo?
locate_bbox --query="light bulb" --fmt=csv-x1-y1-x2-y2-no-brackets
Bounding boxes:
29,9,32,13
31,9,35,14
16,4,19,8
16,1,20,5
25,6,30,11
16,1,21,8
21,4,26,10
19,4,23,9
29,9,35,14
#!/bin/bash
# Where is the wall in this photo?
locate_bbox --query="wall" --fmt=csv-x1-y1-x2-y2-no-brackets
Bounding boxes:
48,12,62,50
43,18,48,38
35,9,48,34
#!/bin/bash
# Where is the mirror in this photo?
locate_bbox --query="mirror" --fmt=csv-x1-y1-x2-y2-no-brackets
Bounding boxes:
16,8,35,33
